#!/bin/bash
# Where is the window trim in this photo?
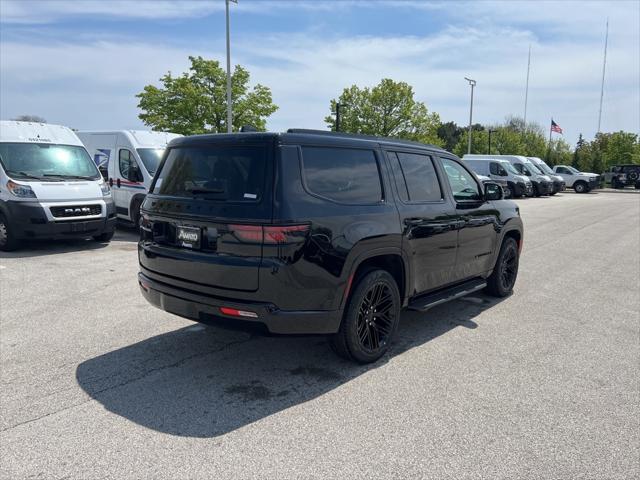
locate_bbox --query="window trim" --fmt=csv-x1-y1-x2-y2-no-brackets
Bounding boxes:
118,148,138,182
298,145,386,206
385,149,445,205
440,156,484,204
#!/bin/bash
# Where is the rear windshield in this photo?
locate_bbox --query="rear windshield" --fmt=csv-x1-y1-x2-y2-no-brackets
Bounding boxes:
136,148,165,175
0,143,100,181
152,145,266,202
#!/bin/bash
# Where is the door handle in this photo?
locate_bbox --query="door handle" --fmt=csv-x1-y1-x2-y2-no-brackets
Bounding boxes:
116,178,121,188
108,177,113,187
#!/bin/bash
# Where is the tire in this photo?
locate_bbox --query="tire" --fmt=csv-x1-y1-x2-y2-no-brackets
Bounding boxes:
485,237,519,297
574,181,588,193
635,183,640,190
533,183,541,197
330,269,401,364
0,213,18,252
130,201,142,229
93,230,115,242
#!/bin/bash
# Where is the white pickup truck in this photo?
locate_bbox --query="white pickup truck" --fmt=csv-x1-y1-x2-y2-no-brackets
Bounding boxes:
552,165,600,193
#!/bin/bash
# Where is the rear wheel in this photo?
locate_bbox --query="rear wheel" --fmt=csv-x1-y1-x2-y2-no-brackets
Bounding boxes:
0,213,18,252
330,269,401,363
485,237,519,297
574,181,588,193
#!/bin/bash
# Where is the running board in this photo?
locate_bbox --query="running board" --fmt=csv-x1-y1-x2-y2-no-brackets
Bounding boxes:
408,278,487,312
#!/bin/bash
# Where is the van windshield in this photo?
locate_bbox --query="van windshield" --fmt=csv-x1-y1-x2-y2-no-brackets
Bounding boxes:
534,161,555,175
153,145,266,202
137,148,165,175
0,143,100,181
501,162,519,175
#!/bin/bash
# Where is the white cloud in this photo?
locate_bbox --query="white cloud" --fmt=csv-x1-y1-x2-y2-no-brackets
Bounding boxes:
1,1,638,145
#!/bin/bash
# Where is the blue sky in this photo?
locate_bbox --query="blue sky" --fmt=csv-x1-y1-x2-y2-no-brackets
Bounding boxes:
1,0,639,146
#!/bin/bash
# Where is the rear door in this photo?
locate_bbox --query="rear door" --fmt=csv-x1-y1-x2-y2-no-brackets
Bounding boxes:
139,140,274,292
385,149,458,295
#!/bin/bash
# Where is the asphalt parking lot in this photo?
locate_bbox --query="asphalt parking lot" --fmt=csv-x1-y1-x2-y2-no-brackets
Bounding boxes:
1,190,639,479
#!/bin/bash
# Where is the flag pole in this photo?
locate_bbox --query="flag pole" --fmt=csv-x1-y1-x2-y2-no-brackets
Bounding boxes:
548,118,553,163
597,18,608,133
524,44,531,127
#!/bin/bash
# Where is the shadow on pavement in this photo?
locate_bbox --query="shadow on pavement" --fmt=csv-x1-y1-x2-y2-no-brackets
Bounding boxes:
0,226,139,259
76,294,504,438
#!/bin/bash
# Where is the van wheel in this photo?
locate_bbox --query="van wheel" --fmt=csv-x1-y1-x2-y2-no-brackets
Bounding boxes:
0,213,18,252
330,270,401,364
574,181,588,193
485,237,519,297
93,230,114,242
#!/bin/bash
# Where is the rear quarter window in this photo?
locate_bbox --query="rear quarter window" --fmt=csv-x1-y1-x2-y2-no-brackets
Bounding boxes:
301,146,382,204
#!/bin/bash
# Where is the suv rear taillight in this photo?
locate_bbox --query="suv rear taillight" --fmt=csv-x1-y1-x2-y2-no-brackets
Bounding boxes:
230,224,310,244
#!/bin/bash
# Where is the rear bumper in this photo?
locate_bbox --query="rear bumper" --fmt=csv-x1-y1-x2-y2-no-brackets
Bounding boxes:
138,272,342,335
4,200,116,240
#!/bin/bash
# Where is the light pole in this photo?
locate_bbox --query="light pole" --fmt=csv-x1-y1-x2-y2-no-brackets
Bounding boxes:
488,129,496,154
464,77,476,154
335,102,347,132
225,0,237,133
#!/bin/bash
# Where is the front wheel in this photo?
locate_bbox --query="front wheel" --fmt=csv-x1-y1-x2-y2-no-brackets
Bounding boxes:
330,270,401,364
485,237,519,297
0,213,18,252
574,181,588,193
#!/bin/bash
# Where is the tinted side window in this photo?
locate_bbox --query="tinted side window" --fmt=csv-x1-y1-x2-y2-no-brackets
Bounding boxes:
390,152,442,202
441,158,481,201
301,147,382,204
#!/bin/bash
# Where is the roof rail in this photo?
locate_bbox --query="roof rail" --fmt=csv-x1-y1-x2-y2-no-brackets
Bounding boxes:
285,128,445,150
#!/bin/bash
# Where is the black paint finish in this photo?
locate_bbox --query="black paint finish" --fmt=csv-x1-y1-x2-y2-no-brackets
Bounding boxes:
138,132,523,334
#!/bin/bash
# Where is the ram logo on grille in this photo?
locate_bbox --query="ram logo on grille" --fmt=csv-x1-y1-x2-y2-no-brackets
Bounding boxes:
65,207,91,214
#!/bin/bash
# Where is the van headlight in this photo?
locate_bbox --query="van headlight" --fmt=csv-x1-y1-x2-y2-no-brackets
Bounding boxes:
100,182,111,196
7,180,36,198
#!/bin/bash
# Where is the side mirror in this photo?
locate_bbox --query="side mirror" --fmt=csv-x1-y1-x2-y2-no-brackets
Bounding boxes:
130,164,143,182
484,182,503,201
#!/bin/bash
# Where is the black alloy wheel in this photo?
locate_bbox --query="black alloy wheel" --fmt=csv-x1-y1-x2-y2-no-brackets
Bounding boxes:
330,269,401,363
485,237,519,297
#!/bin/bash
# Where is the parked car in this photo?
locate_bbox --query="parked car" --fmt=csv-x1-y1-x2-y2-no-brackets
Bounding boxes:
78,130,181,226
0,121,116,251
602,164,640,189
527,157,566,195
138,129,523,363
464,154,551,196
462,155,533,198
552,165,600,193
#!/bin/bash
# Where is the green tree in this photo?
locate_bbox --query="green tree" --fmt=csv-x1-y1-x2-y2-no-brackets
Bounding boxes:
136,56,278,135
547,138,572,166
325,79,442,145
602,131,638,167
437,121,468,151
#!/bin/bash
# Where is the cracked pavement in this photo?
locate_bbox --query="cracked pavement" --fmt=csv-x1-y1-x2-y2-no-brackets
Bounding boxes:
1,191,639,479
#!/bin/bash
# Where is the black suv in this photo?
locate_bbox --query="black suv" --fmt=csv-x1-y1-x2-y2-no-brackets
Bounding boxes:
605,164,640,189
138,130,523,363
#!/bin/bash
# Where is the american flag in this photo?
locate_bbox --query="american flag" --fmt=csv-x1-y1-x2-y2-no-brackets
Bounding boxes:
551,119,563,134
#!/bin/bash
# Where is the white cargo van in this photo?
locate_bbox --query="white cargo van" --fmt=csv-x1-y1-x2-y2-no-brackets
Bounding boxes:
78,130,181,226
462,156,533,198
0,121,116,251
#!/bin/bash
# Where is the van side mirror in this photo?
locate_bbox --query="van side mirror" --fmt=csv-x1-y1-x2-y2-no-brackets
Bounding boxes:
130,163,143,182
484,182,503,201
